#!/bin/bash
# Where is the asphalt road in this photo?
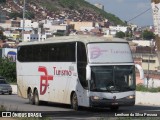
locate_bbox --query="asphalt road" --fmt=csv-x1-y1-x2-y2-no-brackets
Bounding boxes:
0,94,160,119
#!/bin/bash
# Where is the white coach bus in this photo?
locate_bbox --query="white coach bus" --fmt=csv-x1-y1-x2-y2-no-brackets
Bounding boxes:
16,35,135,110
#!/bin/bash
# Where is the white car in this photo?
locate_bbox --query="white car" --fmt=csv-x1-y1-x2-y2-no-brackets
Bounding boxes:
0,76,12,95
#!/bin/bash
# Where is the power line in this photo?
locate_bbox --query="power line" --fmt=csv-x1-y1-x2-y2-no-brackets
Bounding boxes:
127,8,151,23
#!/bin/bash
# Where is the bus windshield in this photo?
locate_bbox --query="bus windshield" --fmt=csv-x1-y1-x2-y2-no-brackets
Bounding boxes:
87,43,133,63
90,65,135,92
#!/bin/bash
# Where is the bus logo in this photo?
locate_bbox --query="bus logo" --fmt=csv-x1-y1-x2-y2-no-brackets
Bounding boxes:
90,47,102,59
38,66,53,95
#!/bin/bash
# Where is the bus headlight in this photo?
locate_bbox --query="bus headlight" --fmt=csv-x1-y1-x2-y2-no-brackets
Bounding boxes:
126,95,135,99
91,96,103,100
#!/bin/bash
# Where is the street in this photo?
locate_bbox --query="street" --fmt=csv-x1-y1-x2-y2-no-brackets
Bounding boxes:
0,94,160,119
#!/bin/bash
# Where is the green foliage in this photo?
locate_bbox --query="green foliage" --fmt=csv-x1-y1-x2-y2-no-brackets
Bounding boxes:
6,0,124,25
9,12,22,19
25,12,35,19
142,30,155,40
9,12,35,19
0,30,6,40
59,0,79,9
44,0,124,25
136,84,160,92
115,31,125,38
0,105,6,111
40,2,58,12
53,32,64,36
0,57,16,83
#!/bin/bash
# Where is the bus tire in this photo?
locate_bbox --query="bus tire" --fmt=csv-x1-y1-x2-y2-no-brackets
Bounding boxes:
28,89,34,105
34,89,40,105
110,106,119,111
71,92,78,111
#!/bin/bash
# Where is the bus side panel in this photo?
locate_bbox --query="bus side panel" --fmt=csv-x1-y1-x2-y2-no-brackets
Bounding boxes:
76,80,90,107
17,76,28,98
47,63,76,104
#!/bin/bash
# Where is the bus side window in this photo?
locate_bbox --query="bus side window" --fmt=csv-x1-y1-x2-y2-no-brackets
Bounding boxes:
18,46,32,62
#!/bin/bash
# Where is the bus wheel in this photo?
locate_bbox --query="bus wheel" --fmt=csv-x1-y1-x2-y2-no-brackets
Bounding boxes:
71,92,78,111
34,89,40,105
28,90,34,105
110,106,119,111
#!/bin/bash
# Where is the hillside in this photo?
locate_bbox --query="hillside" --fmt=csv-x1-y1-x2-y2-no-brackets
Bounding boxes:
0,0,124,25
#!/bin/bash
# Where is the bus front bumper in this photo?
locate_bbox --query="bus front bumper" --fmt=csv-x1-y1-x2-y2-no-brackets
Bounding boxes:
90,97,135,107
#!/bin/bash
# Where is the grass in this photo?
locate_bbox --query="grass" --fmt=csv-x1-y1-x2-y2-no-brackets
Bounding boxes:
136,84,160,92
0,104,7,111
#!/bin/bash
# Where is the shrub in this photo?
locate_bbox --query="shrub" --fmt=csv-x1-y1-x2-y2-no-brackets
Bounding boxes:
136,84,160,92
0,57,16,83
0,105,6,111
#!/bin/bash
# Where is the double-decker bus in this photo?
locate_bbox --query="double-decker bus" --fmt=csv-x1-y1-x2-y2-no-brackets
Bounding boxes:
16,35,135,110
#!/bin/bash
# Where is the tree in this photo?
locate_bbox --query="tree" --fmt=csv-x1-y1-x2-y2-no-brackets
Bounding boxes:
142,30,155,40
0,57,16,83
0,30,6,40
125,27,133,38
0,0,6,3
115,31,125,38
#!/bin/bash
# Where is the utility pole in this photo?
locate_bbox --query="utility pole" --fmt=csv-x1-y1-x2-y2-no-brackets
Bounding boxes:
147,53,150,88
147,40,153,88
22,0,25,42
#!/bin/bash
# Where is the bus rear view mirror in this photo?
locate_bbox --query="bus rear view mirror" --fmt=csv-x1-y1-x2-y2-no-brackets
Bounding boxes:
86,65,91,80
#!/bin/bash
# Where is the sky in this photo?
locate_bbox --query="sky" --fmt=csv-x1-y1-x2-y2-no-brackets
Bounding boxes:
85,0,153,26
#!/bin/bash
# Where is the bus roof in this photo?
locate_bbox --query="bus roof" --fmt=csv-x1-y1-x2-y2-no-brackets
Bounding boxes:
18,35,128,46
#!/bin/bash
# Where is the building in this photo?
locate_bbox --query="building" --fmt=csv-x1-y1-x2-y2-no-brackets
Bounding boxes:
102,25,127,37
23,34,46,42
94,3,104,10
0,20,11,29
20,20,39,28
0,48,17,62
133,53,159,71
69,21,94,31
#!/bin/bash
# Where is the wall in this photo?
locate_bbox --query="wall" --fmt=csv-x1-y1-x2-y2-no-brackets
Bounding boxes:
69,22,94,31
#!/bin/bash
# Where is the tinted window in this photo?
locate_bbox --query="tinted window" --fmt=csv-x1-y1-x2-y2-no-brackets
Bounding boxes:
17,42,76,62
17,46,32,62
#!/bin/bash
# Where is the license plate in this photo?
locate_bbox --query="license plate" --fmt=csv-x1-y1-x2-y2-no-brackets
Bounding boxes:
112,103,118,105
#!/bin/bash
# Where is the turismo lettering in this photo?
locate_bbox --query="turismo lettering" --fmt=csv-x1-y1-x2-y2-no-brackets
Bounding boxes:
53,67,72,76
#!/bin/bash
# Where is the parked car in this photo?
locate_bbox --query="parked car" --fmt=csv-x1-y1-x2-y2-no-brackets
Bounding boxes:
0,76,12,95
